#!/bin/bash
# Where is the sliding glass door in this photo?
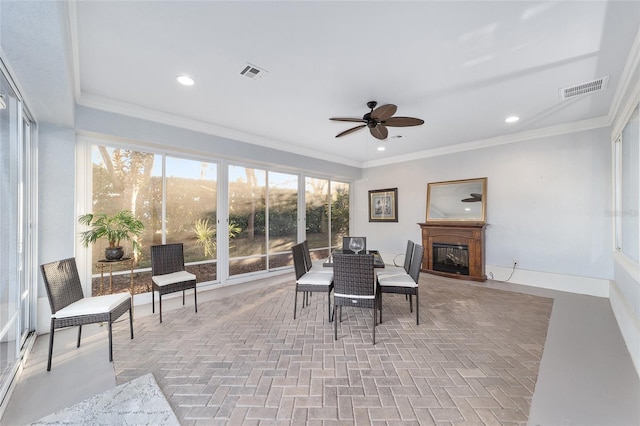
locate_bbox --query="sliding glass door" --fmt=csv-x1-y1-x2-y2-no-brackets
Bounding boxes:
0,66,33,411
86,144,350,284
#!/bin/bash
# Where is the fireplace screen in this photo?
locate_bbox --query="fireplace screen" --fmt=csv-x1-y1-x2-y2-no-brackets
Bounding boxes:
432,243,469,275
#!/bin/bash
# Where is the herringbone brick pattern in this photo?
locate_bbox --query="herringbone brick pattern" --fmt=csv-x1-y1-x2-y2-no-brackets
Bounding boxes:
113,275,553,425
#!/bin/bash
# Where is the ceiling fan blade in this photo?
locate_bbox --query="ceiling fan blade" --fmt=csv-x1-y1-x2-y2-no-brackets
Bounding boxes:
383,116,425,127
462,193,482,202
370,124,388,140
371,104,397,121
330,117,367,123
336,124,366,138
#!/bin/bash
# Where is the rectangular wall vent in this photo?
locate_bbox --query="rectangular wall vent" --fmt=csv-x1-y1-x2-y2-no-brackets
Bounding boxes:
559,76,608,99
240,63,269,80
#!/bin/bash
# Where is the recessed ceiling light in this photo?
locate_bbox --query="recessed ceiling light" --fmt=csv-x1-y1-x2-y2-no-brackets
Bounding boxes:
505,116,520,123
464,207,471,211
377,146,386,151
176,75,195,86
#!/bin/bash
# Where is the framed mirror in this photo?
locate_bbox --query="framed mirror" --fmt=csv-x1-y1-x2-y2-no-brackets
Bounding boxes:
426,177,487,223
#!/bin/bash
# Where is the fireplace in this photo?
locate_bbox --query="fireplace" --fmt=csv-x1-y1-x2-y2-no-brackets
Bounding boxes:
418,223,486,282
432,243,469,275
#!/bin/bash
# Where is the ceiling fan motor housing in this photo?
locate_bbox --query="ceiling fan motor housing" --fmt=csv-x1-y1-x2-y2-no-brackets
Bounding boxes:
363,112,377,128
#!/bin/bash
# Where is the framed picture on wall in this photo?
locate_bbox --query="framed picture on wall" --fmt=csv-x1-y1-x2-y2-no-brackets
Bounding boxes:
369,188,398,222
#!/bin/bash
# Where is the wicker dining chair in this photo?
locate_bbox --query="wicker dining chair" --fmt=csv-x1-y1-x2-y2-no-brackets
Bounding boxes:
377,240,415,279
332,252,379,344
292,243,334,323
301,240,332,274
378,244,425,325
41,257,133,371
151,243,197,323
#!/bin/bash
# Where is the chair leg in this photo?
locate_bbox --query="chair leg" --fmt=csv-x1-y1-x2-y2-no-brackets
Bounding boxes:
409,294,413,313
372,309,376,345
293,287,298,319
129,307,134,339
333,305,338,340
416,292,419,325
108,320,113,362
152,289,155,313
327,290,332,323
47,320,55,372
194,287,198,313
159,294,163,323
77,325,82,348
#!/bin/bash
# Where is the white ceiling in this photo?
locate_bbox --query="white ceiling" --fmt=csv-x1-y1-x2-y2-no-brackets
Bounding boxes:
7,1,640,168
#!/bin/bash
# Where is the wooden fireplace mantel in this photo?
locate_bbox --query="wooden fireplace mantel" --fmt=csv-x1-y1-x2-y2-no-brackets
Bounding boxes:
418,222,487,282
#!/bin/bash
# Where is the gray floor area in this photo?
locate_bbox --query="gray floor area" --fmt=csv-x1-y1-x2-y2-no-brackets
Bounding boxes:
2,275,639,425
478,280,640,426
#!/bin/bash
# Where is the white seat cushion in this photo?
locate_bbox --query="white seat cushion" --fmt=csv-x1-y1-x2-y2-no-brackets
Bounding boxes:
297,271,333,286
376,266,407,278
54,292,130,319
152,270,196,287
378,273,418,288
308,265,333,274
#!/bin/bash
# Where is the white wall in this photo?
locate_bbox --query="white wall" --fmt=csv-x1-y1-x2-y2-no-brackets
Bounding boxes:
353,127,613,295
36,123,76,333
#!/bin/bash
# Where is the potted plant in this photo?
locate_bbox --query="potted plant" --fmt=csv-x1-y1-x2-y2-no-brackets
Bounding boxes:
78,210,145,260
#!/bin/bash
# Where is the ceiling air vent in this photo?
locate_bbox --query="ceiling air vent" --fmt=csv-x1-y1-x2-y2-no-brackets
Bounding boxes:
559,76,609,99
240,63,268,80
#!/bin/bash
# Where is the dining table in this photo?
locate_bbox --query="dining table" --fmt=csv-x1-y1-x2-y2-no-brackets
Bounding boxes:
323,249,386,268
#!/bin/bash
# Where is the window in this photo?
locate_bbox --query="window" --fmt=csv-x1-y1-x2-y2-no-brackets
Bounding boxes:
305,177,350,260
305,177,330,258
90,146,219,293
86,144,350,288
268,171,298,269
228,165,266,276
331,181,350,247
615,104,640,261
165,157,218,281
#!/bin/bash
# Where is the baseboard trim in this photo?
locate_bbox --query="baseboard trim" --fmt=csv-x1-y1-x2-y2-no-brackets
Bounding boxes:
609,280,640,378
485,265,610,298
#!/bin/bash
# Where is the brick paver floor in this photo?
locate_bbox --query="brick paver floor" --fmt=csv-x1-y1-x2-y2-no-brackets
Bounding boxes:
113,275,553,425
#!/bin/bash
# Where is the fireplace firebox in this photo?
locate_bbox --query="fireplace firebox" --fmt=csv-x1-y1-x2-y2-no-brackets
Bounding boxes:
432,243,469,275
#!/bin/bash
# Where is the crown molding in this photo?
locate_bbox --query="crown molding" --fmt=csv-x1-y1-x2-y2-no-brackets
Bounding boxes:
362,115,610,168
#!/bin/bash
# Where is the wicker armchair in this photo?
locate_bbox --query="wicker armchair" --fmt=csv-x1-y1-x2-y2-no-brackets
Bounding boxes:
332,253,379,344
292,243,334,323
41,258,133,371
151,243,197,323
378,244,425,325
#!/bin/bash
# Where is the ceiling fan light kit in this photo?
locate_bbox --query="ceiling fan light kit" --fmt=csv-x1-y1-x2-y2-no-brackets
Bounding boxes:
330,101,424,140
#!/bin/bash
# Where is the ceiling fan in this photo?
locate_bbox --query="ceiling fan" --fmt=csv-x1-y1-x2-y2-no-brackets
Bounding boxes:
461,193,482,202
330,101,424,140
